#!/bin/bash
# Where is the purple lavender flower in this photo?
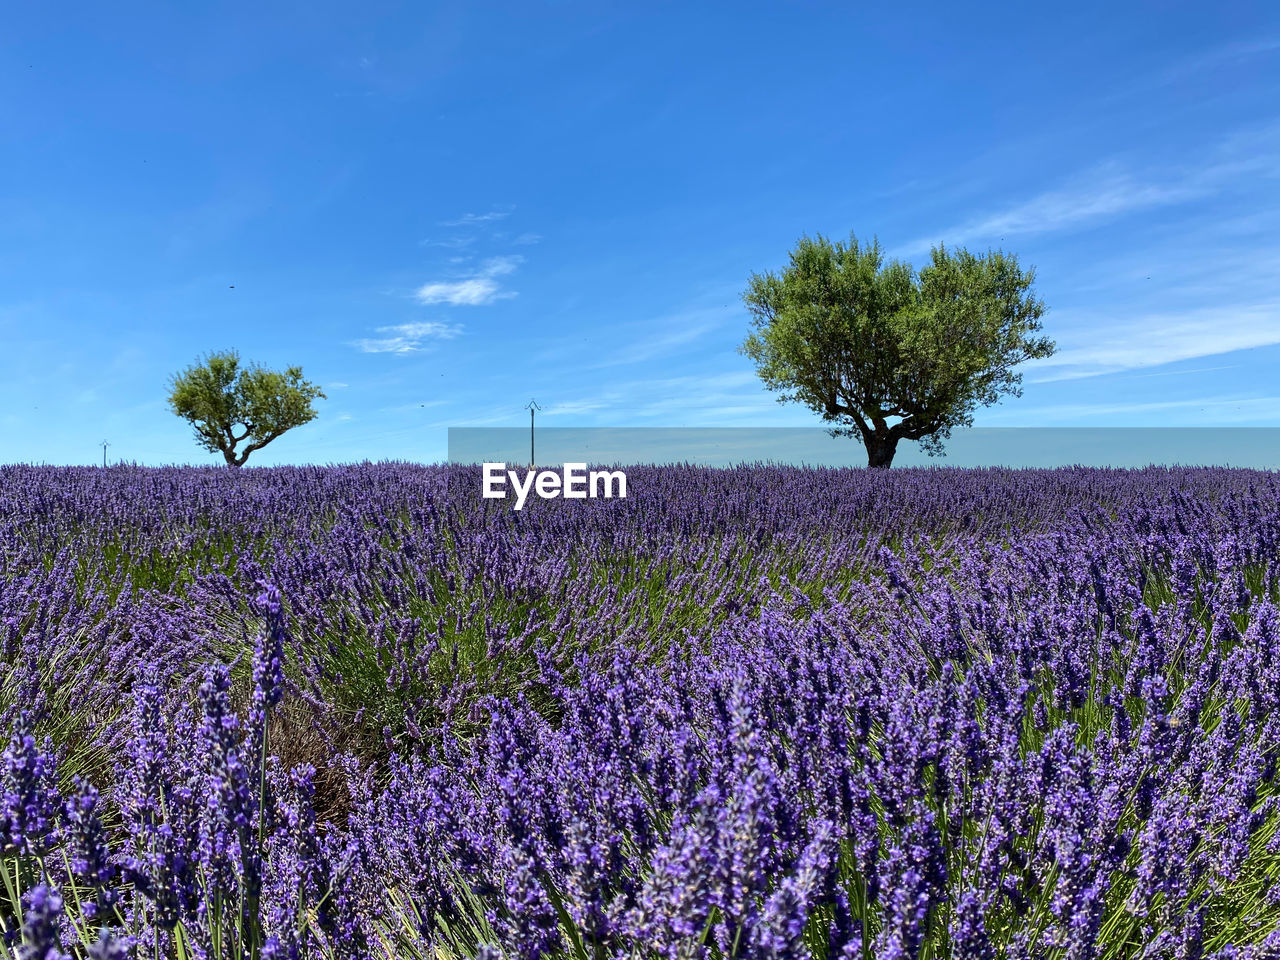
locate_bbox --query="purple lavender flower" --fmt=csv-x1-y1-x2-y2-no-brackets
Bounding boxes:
3,462,1280,955
1,713,59,857
17,884,68,960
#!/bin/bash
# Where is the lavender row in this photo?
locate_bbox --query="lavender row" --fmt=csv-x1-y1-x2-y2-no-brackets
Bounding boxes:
2,464,1280,958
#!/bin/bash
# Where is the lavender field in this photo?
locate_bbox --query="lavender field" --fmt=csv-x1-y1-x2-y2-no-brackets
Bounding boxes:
2,463,1280,959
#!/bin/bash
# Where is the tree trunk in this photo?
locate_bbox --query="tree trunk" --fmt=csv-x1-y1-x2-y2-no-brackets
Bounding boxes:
866,434,899,468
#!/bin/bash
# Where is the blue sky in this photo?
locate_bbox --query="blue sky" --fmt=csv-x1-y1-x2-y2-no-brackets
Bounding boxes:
2,1,1279,465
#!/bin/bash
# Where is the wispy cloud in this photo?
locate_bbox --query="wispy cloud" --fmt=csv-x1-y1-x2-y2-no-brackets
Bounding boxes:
352,320,463,354
1103,363,1239,382
539,400,608,417
988,394,1280,425
438,208,513,227
1141,37,1280,93
1030,303,1280,381
420,236,476,249
627,371,769,422
897,170,1203,255
589,308,730,369
896,126,1280,255
537,371,768,425
513,232,542,245
414,256,522,306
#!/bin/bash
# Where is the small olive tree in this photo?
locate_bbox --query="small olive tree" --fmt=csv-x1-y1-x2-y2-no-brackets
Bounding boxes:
742,233,1054,467
168,350,325,466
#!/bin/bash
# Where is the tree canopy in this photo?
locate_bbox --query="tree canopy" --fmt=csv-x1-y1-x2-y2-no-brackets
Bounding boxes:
168,351,325,466
741,233,1055,467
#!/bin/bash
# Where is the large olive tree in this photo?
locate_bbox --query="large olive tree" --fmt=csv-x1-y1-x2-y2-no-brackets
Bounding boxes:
168,350,325,466
741,233,1054,467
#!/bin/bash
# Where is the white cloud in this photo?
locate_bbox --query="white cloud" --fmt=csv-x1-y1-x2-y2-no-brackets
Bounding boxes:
897,171,1203,255
1149,37,1280,90
539,400,607,417
438,209,513,227
559,371,767,424
414,256,522,306
1030,303,1280,381
414,279,504,307
591,321,719,369
524,304,733,370
896,126,1280,255
446,370,767,431
420,236,476,249
392,321,464,338
480,255,521,275
629,374,768,422
352,320,463,354
1103,363,1240,381
513,233,542,245
988,395,1280,425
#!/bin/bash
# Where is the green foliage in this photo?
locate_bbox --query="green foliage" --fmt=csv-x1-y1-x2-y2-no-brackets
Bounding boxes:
741,233,1055,467
168,351,325,466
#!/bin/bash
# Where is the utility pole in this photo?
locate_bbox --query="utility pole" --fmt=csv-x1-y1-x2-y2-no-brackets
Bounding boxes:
100,439,110,468
524,398,541,468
